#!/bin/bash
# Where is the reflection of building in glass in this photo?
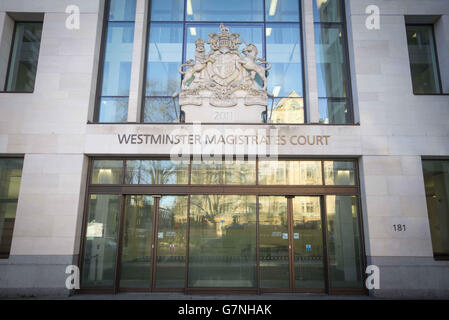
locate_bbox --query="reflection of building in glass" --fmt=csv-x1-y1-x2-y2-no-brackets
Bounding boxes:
259,160,322,185
271,92,304,124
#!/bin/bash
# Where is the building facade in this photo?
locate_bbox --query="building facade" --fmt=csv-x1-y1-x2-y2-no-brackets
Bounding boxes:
0,0,448,298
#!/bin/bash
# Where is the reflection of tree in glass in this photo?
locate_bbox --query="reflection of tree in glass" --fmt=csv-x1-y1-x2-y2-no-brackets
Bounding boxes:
126,160,185,184
145,79,180,96
144,79,181,122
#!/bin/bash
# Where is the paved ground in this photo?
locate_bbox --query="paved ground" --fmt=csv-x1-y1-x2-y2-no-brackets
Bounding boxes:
5,292,376,300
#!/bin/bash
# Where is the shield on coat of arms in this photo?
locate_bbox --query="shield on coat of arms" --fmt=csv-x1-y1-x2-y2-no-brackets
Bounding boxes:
208,52,241,86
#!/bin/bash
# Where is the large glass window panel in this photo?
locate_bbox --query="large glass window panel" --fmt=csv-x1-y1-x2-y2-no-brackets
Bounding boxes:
0,159,23,258
191,160,256,185
318,98,351,124
150,0,184,21
125,160,189,184
5,23,42,92
91,160,124,184
145,23,183,97
0,159,23,200
120,195,154,288
109,0,137,21
269,97,305,124
155,196,188,288
313,0,342,23
99,97,129,122
191,161,223,184
143,97,180,123
259,160,322,185
315,24,347,99
266,0,300,22
185,24,263,63
406,25,442,94
187,0,263,22
82,194,120,288
292,197,325,289
324,161,356,186
102,23,134,96
224,160,256,185
259,196,289,288
97,0,136,123
422,160,449,258
266,23,303,98
326,195,364,289
188,195,257,288
314,0,352,125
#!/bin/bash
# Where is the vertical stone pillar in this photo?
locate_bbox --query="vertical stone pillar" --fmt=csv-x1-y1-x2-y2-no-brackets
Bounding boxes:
435,15,449,93
0,12,14,90
127,0,149,122
302,0,320,123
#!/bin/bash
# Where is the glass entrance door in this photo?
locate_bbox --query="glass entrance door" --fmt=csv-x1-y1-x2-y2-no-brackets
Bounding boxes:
153,195,188,289
259,196,325,291
119,195,188,291
120,195,154,289
292,197,325,290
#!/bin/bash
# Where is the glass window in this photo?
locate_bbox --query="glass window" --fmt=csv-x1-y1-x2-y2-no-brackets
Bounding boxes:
188,195,257,288
81,194,120,288
125,160,189,184
5,22,42,92
143,23,183,122
144,1,304,123
315,25,347,98
270,97,305,124
96,0,136,123
422,160,449,258
266,23,305,124
145,23,183,97
109,0,137,21
313,0,342,23
0,158,24,258
326,195,364,289
266,0,300,22
143,97,180,123
91,160,124,184
406,25,442,94
150,0,184,21
259,160,322,185
313,0,352,124
187,0,263,22
318,98,350,125
324,161,356,185
191,160,256,185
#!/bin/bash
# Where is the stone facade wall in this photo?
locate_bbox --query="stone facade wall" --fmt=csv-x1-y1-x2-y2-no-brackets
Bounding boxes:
0,0,448,297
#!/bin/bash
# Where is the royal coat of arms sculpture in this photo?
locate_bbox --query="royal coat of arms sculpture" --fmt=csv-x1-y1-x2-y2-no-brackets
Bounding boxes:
175,24,271,123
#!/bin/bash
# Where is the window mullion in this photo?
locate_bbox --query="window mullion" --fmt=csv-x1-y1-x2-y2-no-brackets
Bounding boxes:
303,0,320,124
128,0,149,123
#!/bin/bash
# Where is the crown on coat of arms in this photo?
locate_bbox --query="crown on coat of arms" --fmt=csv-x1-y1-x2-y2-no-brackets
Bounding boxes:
208,23,241,51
